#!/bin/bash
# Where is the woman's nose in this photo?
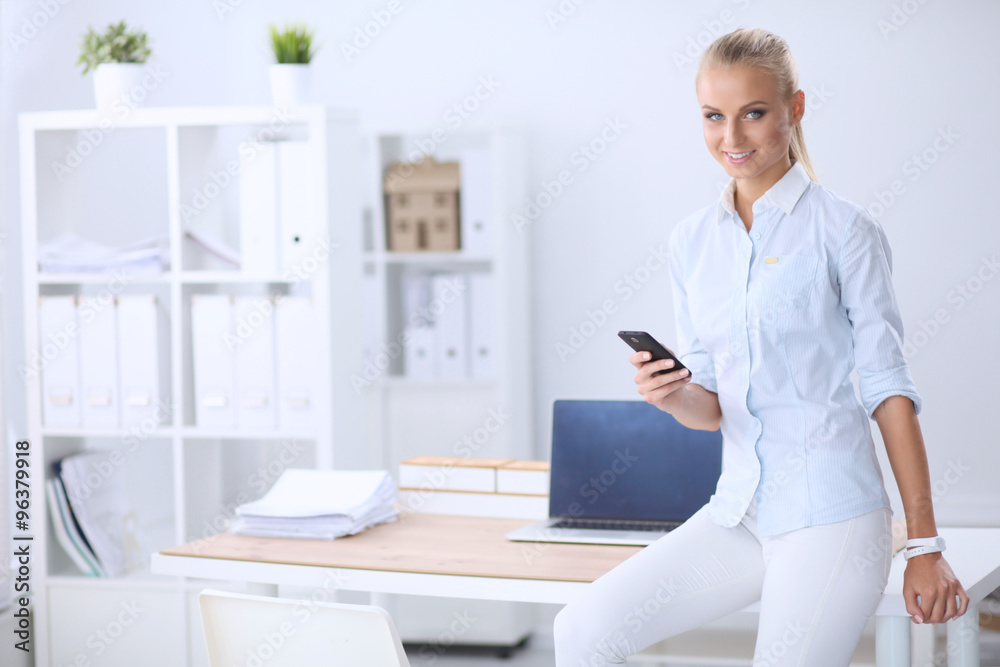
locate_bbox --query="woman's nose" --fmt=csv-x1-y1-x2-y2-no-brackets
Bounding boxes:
724,121,743,148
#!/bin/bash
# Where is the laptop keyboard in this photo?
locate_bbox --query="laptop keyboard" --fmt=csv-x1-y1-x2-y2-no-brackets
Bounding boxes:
551,518,681,532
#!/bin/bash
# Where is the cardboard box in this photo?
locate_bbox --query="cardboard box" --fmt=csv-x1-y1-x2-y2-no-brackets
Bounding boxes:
496,460,550,496
398,455,513,493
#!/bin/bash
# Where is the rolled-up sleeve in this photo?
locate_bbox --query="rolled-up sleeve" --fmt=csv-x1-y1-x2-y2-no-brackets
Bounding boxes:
837,210,922,418
668,226,718,394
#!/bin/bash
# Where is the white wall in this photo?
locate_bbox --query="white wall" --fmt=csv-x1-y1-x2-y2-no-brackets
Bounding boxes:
2,0,998,525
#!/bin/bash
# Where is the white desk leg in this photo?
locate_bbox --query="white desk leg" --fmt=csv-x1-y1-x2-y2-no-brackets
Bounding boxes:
911,622,936,666
247,582,279,597
876,616,910,667
946,602,978,667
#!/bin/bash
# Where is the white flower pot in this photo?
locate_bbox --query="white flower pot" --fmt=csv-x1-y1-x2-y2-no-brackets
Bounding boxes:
93,63,147,110
269,64,312,106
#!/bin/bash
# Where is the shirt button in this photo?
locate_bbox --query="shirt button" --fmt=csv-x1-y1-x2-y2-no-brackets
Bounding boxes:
752,232,761,240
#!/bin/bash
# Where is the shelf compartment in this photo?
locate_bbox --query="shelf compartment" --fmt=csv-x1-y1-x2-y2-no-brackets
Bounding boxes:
46,518,178,588
176,122,316,272
34,284,174,431
33,126,170,267
43,439,176,580
47,581,186,665
181,438,317,546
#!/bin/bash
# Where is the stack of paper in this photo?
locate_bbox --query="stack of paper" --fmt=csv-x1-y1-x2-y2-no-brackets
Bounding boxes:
38,232,168,274
232,469,399,540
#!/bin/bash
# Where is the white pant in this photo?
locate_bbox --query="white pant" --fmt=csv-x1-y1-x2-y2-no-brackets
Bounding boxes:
553,496,892,666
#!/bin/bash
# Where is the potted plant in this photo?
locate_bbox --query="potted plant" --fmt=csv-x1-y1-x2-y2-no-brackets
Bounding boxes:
268,23,318,106
78,21,152,110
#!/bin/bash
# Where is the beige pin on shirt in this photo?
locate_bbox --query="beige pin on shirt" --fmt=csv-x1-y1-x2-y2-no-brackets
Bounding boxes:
764,257,779,264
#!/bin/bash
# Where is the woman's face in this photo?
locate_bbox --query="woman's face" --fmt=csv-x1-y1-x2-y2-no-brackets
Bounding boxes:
696,64,801,186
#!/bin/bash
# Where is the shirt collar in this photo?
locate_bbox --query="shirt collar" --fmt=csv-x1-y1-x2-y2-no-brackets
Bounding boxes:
716,160,811,224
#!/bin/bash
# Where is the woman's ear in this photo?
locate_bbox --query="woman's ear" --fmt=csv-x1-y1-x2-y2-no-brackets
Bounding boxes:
793,89,805,121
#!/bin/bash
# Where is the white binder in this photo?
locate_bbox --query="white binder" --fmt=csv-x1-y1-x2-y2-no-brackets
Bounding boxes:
401,270,435,380
239,142,279,276
468,272,497,381
276,141,321,275
274,296,316,431
404,324,436,381
457,147,493,255
191,294,236,428
431,273,468,381
117,295,163,427
78,296,120,428
38,295,81,427
361,270,380,366
234,296,277,429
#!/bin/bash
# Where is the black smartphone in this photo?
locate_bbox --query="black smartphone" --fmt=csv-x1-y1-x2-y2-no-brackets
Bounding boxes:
618,330,689,377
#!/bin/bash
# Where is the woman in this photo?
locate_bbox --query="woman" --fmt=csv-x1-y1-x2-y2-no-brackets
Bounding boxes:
553,27,969,666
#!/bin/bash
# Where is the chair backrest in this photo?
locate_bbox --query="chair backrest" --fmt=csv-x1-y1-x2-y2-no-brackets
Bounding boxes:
198,588,410,667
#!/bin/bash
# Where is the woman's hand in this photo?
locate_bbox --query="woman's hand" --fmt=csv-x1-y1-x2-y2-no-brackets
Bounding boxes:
629,350,692,414
903,552,969,623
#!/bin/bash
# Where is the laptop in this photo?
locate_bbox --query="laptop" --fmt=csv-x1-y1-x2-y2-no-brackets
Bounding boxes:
505,399,722,546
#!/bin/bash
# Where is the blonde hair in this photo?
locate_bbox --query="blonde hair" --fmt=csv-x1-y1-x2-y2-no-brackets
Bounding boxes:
696,28,818,183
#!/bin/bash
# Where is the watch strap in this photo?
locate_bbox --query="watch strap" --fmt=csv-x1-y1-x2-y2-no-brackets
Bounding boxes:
903,536,946,560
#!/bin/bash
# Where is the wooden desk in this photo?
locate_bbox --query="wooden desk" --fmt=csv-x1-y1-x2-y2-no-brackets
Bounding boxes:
152,512,1000,667
156,513,640,603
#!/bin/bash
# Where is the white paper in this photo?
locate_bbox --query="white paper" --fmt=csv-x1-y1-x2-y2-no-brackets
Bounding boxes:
233,469,399,540
38,232,168,274
236,469,395,519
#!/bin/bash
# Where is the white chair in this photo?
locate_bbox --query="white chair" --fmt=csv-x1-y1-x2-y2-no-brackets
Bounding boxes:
198,588,411,667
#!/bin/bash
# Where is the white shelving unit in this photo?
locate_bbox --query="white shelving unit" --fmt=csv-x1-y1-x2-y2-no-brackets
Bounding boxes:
353,128,537,648
19,105,363,667
358,128,533,468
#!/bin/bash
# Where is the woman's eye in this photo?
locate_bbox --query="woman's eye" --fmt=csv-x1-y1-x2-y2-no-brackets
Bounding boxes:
705,110,765,121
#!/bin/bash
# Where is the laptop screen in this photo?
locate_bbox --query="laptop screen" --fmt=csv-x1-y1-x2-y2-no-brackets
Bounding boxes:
549,400,722,521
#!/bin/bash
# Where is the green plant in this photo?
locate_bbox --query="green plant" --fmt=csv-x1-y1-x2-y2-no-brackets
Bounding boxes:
77,20,151,75
269,23,318,64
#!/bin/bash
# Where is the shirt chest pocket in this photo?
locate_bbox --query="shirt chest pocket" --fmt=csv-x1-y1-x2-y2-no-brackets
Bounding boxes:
747,254,819,331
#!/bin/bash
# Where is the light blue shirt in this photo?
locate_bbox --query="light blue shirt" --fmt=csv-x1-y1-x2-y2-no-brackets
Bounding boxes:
668,160,922,537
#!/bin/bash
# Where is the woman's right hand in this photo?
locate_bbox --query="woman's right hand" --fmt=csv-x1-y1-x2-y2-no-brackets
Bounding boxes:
630,351,692,414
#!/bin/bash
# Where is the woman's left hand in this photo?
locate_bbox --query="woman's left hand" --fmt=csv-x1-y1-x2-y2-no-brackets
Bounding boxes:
903,553,970,623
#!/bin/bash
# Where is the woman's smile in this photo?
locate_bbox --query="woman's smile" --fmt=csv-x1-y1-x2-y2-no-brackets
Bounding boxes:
725,149,756,164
